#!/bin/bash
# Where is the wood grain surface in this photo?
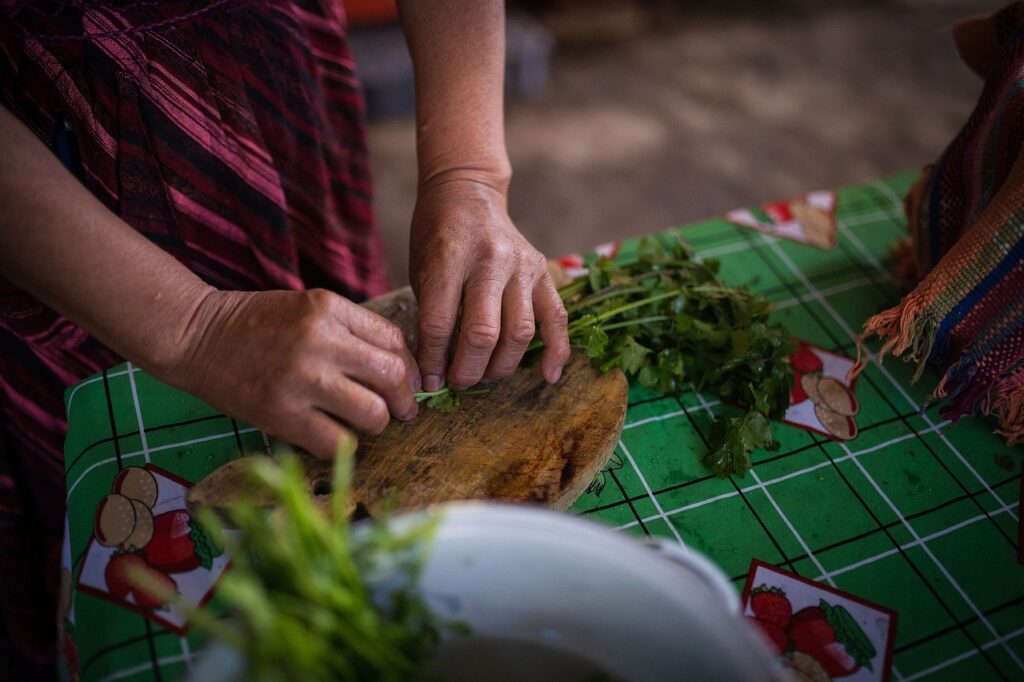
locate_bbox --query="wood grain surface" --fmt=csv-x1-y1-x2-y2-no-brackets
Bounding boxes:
188,287,628,516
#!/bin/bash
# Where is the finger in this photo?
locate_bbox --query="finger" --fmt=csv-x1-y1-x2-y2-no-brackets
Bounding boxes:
447,275,505,390
484,277,536,381
415,274,462,392
312,376,392,436
336,335,418,421
281,409,357,461
345,307,421,393
534,274,571,383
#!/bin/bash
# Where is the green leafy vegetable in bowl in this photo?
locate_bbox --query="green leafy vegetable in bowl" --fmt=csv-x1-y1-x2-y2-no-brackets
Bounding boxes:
141,444,453,682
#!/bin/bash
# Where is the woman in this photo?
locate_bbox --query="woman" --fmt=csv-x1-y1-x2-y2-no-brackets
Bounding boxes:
0,1,570,675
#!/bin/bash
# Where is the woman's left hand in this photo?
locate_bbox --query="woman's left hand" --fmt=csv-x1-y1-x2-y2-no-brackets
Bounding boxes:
409,178,570,393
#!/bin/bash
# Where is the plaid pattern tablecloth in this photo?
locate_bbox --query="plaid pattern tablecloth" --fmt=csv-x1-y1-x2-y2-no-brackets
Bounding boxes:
62,173,1023,682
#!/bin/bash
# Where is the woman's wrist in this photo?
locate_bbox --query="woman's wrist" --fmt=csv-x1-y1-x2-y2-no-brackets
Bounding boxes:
417,157,512,198
138,281,221,384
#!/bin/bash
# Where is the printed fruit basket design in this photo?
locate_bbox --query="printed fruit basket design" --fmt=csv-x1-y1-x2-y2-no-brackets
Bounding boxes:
76,465,228,633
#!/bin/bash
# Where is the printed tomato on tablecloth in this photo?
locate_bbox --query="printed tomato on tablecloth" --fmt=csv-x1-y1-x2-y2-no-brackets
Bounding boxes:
76,464,229,633
742,560,897,682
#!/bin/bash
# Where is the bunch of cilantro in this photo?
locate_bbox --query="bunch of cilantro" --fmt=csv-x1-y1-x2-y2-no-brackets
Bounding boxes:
418,238,796,477
177,449,451,682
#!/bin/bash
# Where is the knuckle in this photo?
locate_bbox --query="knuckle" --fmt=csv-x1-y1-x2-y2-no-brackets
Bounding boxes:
452,368,483,387
548,304,570,326
488,364,515,380
364,396,390,435
481,241,513,265
419,314,455,342
378,354,407,388
556,343,572,363
506,320,536,346
381,322,405,350
464,322,500,350
304,288,334,311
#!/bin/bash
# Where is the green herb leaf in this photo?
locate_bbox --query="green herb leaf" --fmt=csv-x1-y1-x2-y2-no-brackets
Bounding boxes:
425,390,459,412
702,411,775,477
420,236,795,479
618,336,650,374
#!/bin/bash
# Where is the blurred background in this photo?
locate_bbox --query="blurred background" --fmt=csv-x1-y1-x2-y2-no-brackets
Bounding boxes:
344,0,993,287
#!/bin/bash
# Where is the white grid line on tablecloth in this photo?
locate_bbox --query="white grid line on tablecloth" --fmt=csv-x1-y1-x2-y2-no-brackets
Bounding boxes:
696,234,771,259
623,400,722,431
903,625,1024,682
771,276,878,311
179,636,194,672
846,440,1024,673
694,388,835,585
67,428,260,498
838,207,903,231
620,438,687,548
125,362,152,465
762,225,1024,673
837,206,892,271
96,652,193,682
818,501,1021,581
613,419,951,532
65,366,137,415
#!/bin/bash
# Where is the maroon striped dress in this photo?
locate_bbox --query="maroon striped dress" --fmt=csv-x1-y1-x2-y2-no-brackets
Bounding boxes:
0,1,390,674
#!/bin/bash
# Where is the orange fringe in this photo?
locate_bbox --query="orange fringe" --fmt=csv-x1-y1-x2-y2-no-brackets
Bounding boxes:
847,289,935,384
992,383,1024,445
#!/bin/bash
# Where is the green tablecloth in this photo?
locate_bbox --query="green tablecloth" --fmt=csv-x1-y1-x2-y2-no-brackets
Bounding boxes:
62,173,1023,681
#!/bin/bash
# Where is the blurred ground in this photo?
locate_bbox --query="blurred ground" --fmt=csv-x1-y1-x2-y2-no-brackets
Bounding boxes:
364,0,990,287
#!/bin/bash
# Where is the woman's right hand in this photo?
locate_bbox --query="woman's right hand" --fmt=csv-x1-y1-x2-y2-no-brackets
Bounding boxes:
162,289,421,460
0,106,418,461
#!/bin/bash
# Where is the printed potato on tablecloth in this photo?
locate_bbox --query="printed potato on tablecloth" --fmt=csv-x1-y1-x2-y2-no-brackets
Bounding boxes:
784,341,860,441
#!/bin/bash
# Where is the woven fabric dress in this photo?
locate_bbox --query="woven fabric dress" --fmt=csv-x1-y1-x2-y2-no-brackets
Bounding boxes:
0,1,390,674
858,3,1024,444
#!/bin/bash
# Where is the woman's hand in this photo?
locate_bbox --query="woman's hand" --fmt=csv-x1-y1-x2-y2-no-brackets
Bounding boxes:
164,289,421,460
1,105,418,461
409,179,570,392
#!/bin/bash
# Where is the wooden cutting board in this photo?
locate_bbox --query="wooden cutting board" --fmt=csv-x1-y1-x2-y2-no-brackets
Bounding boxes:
188,287,628,517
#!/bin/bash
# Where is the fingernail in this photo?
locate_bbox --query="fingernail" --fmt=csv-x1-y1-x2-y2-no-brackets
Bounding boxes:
424,374,441,392
548,365,563,384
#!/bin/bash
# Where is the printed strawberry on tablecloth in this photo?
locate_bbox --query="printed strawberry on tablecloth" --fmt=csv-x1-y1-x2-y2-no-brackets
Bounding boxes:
742,559,897,682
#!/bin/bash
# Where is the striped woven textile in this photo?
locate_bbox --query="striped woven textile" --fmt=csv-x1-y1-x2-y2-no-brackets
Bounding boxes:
857,3,1024,443
0,1,389,675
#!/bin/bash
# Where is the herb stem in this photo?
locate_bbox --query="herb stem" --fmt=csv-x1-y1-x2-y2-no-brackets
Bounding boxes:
414,387,490,403
585,288,685,326
566,285,648,314
597,315,670,332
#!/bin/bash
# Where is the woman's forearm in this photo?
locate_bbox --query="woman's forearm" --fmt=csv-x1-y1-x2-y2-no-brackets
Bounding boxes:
396,0,512,191
0,105,212,374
